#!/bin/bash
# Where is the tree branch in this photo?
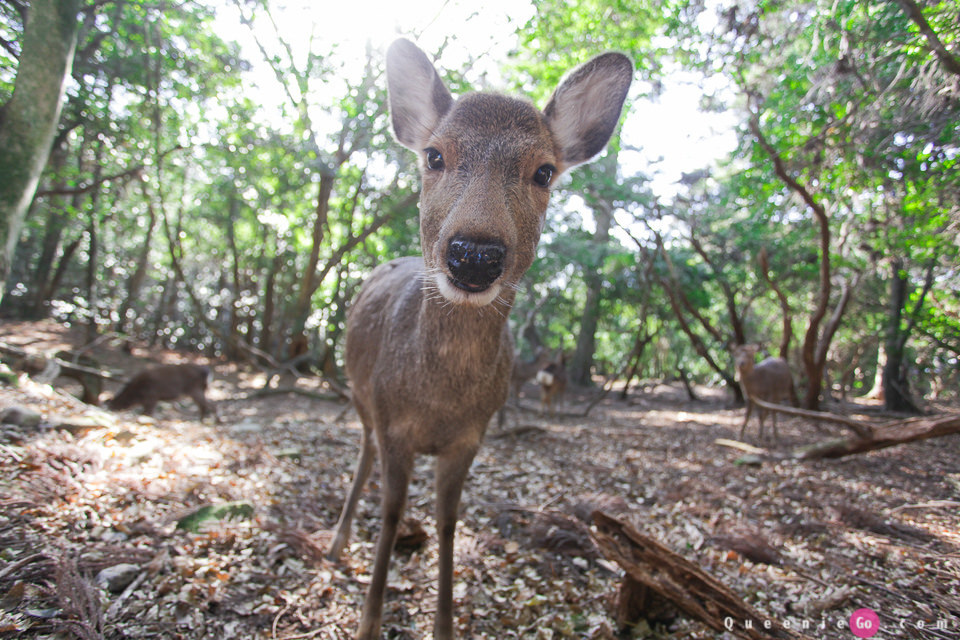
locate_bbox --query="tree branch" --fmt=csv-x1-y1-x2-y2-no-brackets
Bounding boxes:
894,0,960,77
899,260,936,351
36,165,140,197
36,145,183,197
758,248,793,360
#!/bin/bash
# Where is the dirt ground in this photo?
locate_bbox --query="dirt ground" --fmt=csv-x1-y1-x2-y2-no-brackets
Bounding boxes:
1,319,959,639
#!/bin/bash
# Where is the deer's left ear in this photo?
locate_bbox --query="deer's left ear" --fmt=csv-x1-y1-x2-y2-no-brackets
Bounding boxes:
543,52,633,170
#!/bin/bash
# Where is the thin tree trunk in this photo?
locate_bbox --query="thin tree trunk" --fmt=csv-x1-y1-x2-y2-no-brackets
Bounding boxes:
865,341,886,400
882,260,921,413
748,109,845,410
117,198,157,334
759,247,793,361
619,327,655,400
225,188,244,360
570,156,617,387
259,251,282,356
289,170,336,361
27,140,70,318
44,236,81,312
571,273,604,386
0,0,80,301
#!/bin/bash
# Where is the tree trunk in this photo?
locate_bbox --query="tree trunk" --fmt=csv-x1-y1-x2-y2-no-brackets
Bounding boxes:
570,272,603,386
259,251,283,356
570,200,612,387
882,260,920,413
748,111,845,411
26,139,70,318
865,341,885,400
289,170,336,361
43,236,81,314
224,188,244,360
117,199,157,334
0,0,80,301
83,196,102,342
619,325,655,400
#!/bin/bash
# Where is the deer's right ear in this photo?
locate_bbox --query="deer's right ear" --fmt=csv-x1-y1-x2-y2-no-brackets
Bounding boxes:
386,39,453,151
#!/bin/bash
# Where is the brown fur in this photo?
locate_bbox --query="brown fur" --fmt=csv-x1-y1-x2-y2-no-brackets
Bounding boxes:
510,348,552,401
327,39,631,639
732,345,794,442
108,363,214,420
537,355,568,417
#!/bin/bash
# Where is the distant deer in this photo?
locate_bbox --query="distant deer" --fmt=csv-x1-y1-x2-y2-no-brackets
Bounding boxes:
510,348,551,401
732,344,794,442
326,39,631,640
536,353,567,417
496,348,551,427
108,363,215,421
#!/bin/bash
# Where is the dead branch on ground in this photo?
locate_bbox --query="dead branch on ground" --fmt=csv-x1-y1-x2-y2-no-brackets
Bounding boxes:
730,395,960,460
590,511,815,639
750,396,874,438
797,413,960,459
241,386,345,403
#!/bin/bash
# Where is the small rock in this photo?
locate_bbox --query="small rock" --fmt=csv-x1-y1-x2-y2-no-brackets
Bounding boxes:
734,454,764,466
0,406,42,429
231,420,263,434
50,414,113,434
95,563,141,593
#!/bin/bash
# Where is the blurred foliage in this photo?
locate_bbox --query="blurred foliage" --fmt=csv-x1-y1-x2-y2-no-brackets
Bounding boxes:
0,0,956,402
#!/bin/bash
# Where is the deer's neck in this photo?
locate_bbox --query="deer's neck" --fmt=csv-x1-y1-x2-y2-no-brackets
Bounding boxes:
416,283,515,372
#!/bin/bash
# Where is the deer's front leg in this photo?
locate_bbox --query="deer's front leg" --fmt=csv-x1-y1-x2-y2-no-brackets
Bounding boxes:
433,442,480,640
357,442,412,640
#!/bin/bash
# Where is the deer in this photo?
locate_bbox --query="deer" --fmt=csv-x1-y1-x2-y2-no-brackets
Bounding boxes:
326,39,632,640
496,347,551,428
731,344,794,442
108,363,215,421
536,352,567,417
510,348,552,402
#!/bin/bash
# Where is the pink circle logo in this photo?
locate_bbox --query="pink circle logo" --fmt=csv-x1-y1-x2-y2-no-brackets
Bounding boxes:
850,608,880,638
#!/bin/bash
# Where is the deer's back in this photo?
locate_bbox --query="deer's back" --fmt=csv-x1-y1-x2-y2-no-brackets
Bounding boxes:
749,357,793,400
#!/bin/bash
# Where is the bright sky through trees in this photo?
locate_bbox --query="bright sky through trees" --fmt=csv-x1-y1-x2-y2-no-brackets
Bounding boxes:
219,0,736,199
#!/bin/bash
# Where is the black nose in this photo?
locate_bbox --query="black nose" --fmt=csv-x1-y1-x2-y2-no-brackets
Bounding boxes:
446,237,505,292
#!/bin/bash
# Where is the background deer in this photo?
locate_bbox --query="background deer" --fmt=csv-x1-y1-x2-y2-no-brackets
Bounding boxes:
108,363,215,421
496,347,551,427
510,348,552,402
732,344,794,442
326,39,631,640
536,352,567,416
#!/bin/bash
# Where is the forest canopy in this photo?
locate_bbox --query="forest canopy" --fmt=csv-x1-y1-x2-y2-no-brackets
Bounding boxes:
1,0,958,413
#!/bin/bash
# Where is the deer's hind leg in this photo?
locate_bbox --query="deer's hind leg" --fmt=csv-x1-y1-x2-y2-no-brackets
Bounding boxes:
329,416,377,561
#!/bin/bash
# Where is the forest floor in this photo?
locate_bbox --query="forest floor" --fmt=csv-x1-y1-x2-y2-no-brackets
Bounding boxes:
1,319,959,640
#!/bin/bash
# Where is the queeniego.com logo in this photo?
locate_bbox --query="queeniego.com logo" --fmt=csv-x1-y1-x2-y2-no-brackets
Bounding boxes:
850,609,880,638
722,607,953,637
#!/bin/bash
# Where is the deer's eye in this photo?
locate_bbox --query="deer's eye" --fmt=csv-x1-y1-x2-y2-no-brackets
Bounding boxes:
533,164,555,187
425,148,444,171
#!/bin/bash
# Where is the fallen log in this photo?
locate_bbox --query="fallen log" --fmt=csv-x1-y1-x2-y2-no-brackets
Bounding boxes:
796,414,960,459
590,511,815,639
0,342,115,404
750,397,873,439
242,386,343,403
